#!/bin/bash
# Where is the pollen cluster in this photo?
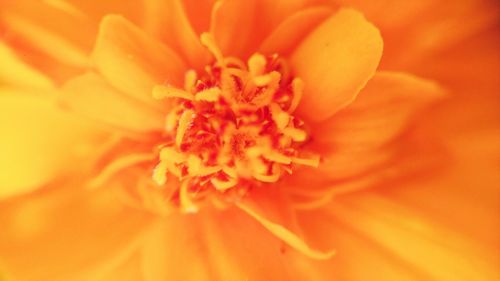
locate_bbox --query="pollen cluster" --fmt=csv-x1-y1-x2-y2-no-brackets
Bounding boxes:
151,33,318,212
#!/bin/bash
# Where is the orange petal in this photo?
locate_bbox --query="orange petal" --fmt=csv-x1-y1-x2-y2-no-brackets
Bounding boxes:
336,0,500,68
290,8,383,122
0,0,147,82
143,0,208,68
327,193,499,281
62,72,164,133
141,217,213,281
96,250,144,281
236,186,335,260
389,93,500,246
314,71,445,145
297,209,431,281
0,185,151,280
284,71,444,194
0,91,101,198
209,0,257,57
253,0,330,51
259,6,334,56
237,203,335,260
92,15,187,108
0,0,92,67
141,205,335,281
182,0,216,34
408,27,500,98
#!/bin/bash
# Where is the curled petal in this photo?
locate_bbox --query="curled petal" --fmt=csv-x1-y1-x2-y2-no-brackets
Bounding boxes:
290,8,383,122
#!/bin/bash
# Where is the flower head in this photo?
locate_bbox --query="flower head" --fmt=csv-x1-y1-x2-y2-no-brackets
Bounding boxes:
0,0,498,280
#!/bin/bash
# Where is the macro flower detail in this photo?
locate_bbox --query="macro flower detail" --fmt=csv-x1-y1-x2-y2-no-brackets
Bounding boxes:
0,0,498,280
150,41,319,212
62,6,384,222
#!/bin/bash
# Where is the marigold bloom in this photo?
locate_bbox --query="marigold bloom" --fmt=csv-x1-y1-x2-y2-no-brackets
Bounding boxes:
0,0,498,280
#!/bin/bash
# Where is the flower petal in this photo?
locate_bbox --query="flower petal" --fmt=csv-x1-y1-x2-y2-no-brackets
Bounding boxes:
236,186,335,260
290,8,383,122
0,0,147,82
0,91,100,198
209,0,257,57
0,42,54,89
0,185,151,280
0,0,91,67
335,0,500,68
297,209,426,281
211,0,332,57
141,206,335,281
285,71,445,195
254,0,330,52
143,0,208,68
95,250,144,281
314,71,445,145
92,15,187,108
327,193,499,281
182,0,216,34
237,202,335,260
259,6,334,55
141,217,213,281
61,73,164,133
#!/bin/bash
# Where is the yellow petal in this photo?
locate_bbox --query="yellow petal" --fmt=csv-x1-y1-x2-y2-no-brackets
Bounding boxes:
62,73,164,133
0,91,99,198
0,185,151,280
92,15,187,108
0,43,54,89
290,8,383,122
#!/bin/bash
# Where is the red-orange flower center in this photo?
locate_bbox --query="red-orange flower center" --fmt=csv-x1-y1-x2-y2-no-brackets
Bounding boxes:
151,33,318,212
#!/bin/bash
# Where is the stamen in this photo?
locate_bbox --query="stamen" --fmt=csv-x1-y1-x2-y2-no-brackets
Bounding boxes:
153,85,194,101
176,109,195,147
200,32,224,65
289,78,304,113
248,53,267,76
150,34,320,212
184,70,198,91
152,162,168,185
211,177,238,191
180,181,199,213
195,87,221,102
283,127,307,142
292,155,321,168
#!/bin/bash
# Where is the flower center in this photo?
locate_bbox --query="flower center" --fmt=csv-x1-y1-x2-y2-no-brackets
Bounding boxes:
150,34,318,212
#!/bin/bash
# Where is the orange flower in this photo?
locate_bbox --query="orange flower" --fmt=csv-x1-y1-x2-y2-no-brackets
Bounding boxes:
0,0,499,280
